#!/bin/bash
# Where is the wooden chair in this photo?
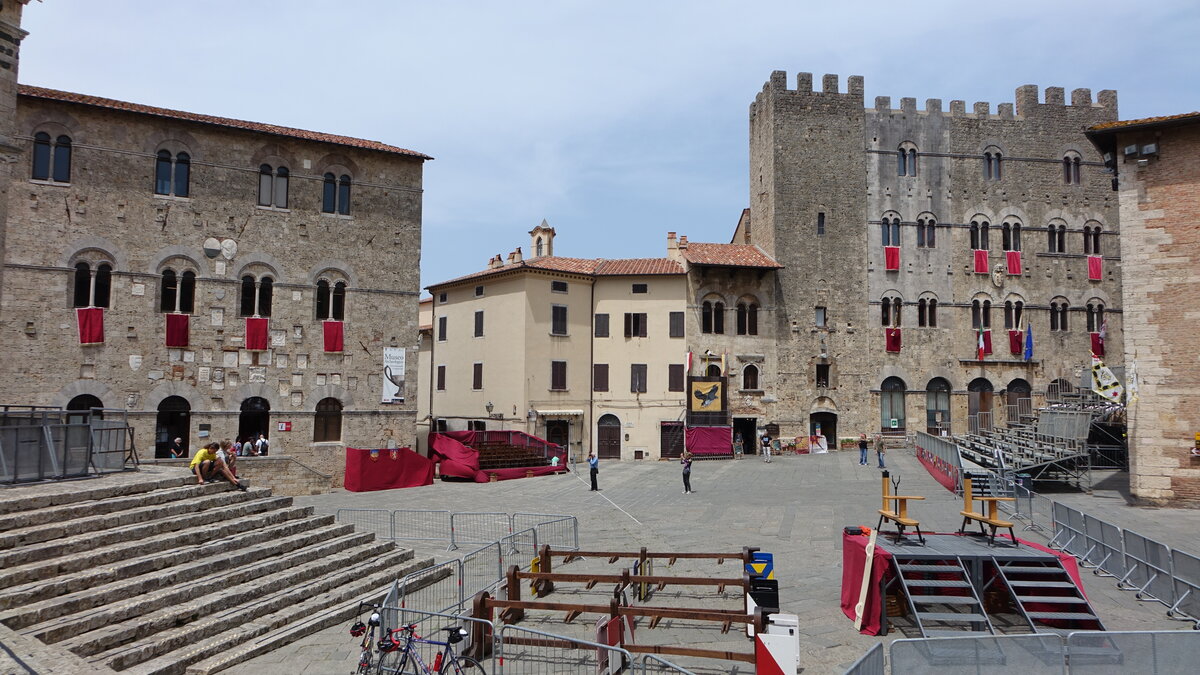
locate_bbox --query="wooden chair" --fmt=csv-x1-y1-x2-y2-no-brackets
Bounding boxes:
876,471,925,544
959,476,1017,547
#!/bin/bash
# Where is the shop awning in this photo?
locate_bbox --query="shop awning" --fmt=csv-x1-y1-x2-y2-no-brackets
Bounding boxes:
536,409,585,416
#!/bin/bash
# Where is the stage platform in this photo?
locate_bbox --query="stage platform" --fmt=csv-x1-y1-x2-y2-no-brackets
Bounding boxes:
876,532,1057,561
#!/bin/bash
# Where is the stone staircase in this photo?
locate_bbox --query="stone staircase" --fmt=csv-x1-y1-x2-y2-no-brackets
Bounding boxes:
0,468,435,674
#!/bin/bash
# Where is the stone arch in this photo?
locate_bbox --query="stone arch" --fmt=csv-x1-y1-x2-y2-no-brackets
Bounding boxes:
314,154,360,180
50,380,116,409
810,397,838,414
144,381,207,412
28,110,85,142
59,236,127,271
140,128,201,158
250,143,299,171
308,384,353,410
232,383,282,411
148,245,210,276
234,252,285,283
876,364,911,384
307,260,358,287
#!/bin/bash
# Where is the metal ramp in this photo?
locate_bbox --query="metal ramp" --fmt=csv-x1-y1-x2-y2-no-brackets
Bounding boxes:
893,555,995,638
993,558,1105,634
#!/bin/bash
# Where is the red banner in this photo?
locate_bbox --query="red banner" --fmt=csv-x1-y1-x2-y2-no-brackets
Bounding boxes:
344,447,433,492
1009,330,1023,354
165,313,189,348
1088,255,1103,280
1091,332,1105,356
973,249,989,274
885,327,901,352
884,246,900,271
1006,250,1022,275
77,307,104,345
684,426,732,455
323,320,344,352
245,317,269,351
982,329,993,355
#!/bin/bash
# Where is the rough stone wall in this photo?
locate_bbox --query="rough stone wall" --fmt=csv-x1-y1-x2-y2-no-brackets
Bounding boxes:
147,455,331,496
0,96,425,488
0,2,28,323
750,73,1120,441
1114,123,1200,504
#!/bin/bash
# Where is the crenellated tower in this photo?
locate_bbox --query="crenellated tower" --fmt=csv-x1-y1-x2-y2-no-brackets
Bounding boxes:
0,0,30,321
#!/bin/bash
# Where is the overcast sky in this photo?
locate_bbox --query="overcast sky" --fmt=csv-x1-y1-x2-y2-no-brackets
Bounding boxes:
19,1,1200,290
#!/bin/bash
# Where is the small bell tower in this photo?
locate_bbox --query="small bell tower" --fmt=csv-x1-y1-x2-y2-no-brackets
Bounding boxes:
529,219,555,259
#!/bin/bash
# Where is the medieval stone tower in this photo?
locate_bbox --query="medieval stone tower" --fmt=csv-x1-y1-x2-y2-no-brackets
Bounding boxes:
0,0,30,320
748,71,1120,441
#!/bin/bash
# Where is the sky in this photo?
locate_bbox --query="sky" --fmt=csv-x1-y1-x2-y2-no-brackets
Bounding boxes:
18,1,1200,291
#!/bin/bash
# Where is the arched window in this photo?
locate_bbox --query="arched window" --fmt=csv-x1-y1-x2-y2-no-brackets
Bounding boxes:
240,274,274,317
1004,300,1024,329
736,302,748,335
315,279,330,319
1087,302,1106,332
743,364,760,390
701,301,713,334
155,395,191,458
258,277,273,317
536,237,544,257
971,219,991,250
748,303,758,335
1063,154,1082,185
928,299,937,327
338,175,352,215
970,221,980,250
918,299,927,327
239,396,270,445
322,173,352,215
73,262,92,308
155,150,190,197
315,279,347,320
160,268,196,313
880,377,906,431
258,164,289,208
983,149,1002,181
32,132,72,183
1049,298,1069,332
916,215,935,248
980,221,990,250
1047,222,1067,253
67,394,104,425
971,299,991,329
918,297,938,327
713,302,725,334
72,261,112,308
882,296,902,327
314,397,343,442
705,363,722,377
161,270,177,312
926,378,951,434
1083,225,1102,255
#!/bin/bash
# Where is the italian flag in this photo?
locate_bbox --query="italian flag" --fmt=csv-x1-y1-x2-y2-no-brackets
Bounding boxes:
977,325,986,361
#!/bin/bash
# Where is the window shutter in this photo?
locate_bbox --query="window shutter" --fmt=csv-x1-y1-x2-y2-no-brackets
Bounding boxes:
668,364,684,392
593,364,609,392
669,312,684,338
624,313,632,338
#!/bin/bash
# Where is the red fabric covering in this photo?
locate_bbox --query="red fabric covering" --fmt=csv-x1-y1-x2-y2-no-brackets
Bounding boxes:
685,426,732,455
343,447,434,492
973,249,989,274
915,445,959,493
245,317,269,350
840,529,894,635
76,307,104,345
429,432,568,483
1088,255,1103,280
1009,330,1023,355
982,329,993,355
165,313,189,348
1091,332,1105,356
885,327,901,352
323,320,344,352
884,246,900,271
1006,250,1022,275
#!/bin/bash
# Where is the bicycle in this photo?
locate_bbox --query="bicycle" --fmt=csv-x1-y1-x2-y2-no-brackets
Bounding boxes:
349,603,383,674
376,623,485,674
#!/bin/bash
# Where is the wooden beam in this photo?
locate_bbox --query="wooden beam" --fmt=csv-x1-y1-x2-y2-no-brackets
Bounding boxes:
626,643,756,664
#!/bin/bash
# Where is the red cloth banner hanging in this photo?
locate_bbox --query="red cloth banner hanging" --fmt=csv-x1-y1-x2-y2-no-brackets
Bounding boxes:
982,329,993,356
165,313,189,348
1009,330,1023,354
76,307,104,345
1091,332,1105,356
323,320,344,352
885,327,901,352
884,246,900,271
1088,255,1103,280
245,317,269,351
973,249,989,274
1006,250,1022,275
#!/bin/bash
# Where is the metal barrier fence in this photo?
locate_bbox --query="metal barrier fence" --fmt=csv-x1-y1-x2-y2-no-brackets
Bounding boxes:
914,431,963,492
333,509,579,552
1168,549,1200,625
0,417,135,484
498,624,633,674
517,514,578,551
450,512,513,550
639,654,697,674
335,508,392,541
1118,530,1175,607
391,509,452,544
891,633,1065,673
370,605,498,675
842,641,884,675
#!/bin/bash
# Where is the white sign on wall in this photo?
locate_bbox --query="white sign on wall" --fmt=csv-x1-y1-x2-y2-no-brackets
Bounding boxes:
382,347,406,404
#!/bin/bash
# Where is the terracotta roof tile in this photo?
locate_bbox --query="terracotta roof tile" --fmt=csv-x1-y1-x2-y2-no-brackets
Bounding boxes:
681,243,781,268
18,84,432,159
427,256,683,289
1089,111,1200,132
594,258,684,276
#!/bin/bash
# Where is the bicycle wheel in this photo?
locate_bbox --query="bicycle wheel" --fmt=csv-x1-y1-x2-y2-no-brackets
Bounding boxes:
377,647,416,675
440,655,486,675
355,647,373,674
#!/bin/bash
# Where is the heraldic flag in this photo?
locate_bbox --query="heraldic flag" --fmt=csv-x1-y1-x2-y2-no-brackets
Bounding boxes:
1090,353,1123,403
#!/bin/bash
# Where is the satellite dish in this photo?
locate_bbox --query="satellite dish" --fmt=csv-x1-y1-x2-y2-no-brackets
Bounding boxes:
202,237,221,258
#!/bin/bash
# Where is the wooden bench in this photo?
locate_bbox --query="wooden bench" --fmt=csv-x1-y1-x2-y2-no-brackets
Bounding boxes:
876,471,925,544
959,476,1017,547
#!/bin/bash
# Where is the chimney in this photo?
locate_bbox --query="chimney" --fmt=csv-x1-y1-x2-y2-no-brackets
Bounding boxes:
667,231,677,250
512,246,523,263
678,235,688,248
488,254,502,269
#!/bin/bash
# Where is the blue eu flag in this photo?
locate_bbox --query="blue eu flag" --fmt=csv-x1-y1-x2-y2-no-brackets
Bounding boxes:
1024,323,1034,361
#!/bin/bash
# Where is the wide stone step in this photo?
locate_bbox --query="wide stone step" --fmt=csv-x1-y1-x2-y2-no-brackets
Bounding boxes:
1,519,351,629
37,532,396,649
0,481,231,535
0,483,256,550
0,473,193,516
95,549,427,673
0,501,311,592
153,555,440,675
0,492,291,571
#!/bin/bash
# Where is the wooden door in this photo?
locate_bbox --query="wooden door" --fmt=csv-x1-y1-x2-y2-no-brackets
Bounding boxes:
597,415,622,459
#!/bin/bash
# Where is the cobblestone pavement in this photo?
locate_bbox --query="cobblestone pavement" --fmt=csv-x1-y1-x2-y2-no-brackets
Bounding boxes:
227,448,1200,674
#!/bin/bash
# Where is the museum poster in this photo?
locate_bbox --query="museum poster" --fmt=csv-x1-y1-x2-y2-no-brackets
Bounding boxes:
381,347,406,404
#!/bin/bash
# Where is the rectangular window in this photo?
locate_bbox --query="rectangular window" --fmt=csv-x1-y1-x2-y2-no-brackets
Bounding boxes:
815,306,827,327
437,316,447,341
817,212,825,235
438,292,447,303
551,305,568,335
472,363,483,390
551,280,568,293
594,313,610,338
475,285,484,297
816,364,830,388
624,312,648,338
436,365,446,391
631,364,648,393
593,364,609,392
668,364,685,392
467,420,486,432
474,310,484,337
632,283,648,294
669,311,684,338
551,361,567,391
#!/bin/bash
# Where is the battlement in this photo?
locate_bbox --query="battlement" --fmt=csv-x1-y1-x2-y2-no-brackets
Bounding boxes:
869,83,1117,119
762,71,865,99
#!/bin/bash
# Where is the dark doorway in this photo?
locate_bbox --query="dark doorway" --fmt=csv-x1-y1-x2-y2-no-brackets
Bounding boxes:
809,412,837,451
66,394,103,425
545,419,569,449
1005,378,1032,426
238,396,270,450
597,414,621,460
968,378,994,433
733,417,757,455
660,421,684,458
155,396,191,459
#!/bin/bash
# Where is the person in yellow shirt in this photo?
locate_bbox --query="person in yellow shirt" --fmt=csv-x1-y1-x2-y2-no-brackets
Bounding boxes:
190,441,246,490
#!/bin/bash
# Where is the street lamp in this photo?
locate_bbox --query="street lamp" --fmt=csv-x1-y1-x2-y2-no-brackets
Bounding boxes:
485,401,494,415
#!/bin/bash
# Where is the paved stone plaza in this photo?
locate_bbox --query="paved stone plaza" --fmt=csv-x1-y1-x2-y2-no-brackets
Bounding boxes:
224,447,1200,674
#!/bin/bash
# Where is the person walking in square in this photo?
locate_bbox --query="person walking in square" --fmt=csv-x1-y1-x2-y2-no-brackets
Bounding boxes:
858,433,869,466
587,452,599,491
875,434,887,469
680,450,694,494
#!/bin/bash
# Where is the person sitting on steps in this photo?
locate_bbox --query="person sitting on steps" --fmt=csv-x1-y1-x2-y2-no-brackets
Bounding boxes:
190,441,247,490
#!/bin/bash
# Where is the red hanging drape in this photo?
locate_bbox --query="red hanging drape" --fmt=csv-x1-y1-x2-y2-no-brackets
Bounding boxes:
165,313,189,348
884,246,900,271
77,307,104,345
1088,256,1103,280
323,320,344,352
1091,332,1105,356
1006,250,1022,275
1009,329,1023,354
245,317,269,351
974,249,989,274
982,329,993,355
885,327,901,352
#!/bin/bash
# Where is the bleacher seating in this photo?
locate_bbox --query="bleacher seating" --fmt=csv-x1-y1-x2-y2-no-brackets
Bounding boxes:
470,441,553,471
